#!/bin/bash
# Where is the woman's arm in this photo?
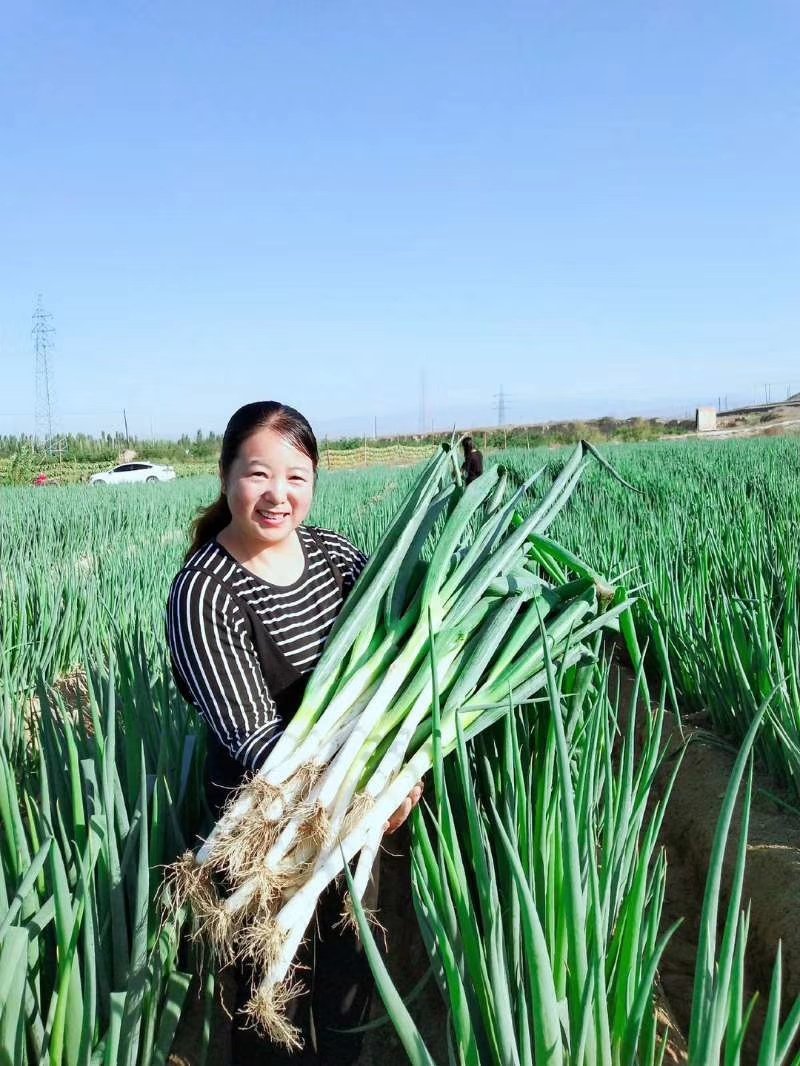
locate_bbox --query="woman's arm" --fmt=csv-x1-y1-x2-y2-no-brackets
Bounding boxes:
167,571,283,770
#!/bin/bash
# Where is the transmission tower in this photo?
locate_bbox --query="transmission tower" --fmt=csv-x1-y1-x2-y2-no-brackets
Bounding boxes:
33,295,56,448
493,384,510,426
419,369,427,434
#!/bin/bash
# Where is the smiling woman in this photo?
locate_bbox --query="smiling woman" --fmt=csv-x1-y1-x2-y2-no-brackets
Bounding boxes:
216,427,318,585
165,401,423,1064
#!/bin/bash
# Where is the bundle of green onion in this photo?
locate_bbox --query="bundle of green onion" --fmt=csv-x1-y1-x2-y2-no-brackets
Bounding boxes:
168,441,633,1047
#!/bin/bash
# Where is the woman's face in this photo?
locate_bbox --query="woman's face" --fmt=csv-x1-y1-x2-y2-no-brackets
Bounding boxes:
221,425,316,549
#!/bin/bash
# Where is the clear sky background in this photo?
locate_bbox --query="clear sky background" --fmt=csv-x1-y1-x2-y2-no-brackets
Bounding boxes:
1,1,798,439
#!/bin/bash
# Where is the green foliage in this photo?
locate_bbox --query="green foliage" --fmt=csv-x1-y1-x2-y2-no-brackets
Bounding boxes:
0,643,206,1065
4,444,40,486
405,656,677,1063
0,431,223,464
500,437,800,800
5,436,800,790
4,435,800,1062
349,661,800,1063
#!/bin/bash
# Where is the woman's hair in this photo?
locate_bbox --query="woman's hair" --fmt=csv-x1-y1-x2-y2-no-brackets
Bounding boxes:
186,401,319,559
462,435,475,453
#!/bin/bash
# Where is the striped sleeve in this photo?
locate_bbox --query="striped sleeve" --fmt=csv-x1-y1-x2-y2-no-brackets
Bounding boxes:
167,570,283,771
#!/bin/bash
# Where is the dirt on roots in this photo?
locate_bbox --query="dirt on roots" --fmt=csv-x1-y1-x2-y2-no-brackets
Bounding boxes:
168,821,448,1066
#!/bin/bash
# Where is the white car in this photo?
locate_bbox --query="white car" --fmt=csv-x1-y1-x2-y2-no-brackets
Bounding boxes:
90,461,177,486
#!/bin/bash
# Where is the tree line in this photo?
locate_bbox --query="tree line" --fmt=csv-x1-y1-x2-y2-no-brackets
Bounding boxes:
0,416,693,464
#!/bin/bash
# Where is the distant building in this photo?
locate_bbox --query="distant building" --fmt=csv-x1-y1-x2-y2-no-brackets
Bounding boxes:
696,407,717,432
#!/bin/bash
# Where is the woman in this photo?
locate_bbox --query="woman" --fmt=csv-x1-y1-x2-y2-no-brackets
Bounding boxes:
166,401,422,1065
461,435,484,485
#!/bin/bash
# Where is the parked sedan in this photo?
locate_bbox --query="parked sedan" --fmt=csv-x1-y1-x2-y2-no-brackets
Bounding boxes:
89,461,176,485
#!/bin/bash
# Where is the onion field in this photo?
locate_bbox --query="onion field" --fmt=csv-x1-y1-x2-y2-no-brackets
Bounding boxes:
2,437,800,1064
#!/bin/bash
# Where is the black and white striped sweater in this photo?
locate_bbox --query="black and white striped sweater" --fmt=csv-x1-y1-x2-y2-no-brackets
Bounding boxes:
166,526,367,772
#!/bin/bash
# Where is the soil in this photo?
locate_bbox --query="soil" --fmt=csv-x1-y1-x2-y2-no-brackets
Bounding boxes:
614,663,800,1061
23,668,91,744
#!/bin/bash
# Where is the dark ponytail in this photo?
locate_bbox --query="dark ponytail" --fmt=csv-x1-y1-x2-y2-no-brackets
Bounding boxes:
187,495,233,560
185,401,319,560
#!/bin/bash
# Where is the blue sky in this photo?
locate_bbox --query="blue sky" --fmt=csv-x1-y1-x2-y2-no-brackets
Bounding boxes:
1,1,798,439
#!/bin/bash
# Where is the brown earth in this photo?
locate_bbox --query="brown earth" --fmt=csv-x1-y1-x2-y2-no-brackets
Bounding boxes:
22,668,91,745
615,664,800,1061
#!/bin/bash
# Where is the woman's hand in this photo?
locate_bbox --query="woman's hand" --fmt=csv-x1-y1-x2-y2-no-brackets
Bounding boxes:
383,780,424,835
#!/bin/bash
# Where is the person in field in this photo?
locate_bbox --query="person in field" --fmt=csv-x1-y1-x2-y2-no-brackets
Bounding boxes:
461,435,484,484
166,401,422,1065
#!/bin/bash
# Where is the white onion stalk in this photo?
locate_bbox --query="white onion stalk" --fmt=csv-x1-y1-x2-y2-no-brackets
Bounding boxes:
252,746,436,1014
222,637,465,916
249,699,521,1025
257,705,365,826
227,591,631,923
196,678,377,864
345,827,383,917
297,621,436,815
222,596,513,917
262,608,418,781
266,626,434,849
